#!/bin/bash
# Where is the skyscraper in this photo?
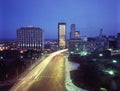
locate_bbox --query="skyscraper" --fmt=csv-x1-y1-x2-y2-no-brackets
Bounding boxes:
117,33,120,49
17,26,44,51
70,24,76,39
58,22,66,49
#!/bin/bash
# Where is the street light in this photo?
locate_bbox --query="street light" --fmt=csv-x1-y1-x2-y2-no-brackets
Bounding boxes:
112,60,117,63
108,70,114,75
70,51,74,54
104,69,116,76
100,87,107,91
80,51,87,56
0,56,3,59
20,56,23,59
76,48,79,51
99,53,103,57
105,70,115,76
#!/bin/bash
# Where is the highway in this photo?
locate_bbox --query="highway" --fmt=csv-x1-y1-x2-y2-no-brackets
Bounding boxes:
10,49,67,91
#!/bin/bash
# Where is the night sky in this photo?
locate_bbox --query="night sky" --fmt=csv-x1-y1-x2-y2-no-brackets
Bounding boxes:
0,0,120,39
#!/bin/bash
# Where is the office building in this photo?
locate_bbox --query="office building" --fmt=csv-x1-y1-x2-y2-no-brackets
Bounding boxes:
69,38,96,56
58,22,66,49
70,24,76,39
17,26,44,51
108,36,117,49
74,31,80,39
117,33,120,49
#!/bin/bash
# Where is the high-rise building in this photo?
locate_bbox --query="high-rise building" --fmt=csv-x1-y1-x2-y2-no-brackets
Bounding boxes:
117,33,120,49
117,33,120,39
58,22,66,49
108,36,117,49
70,24,76,39
74,31,80,39
17,26,44,51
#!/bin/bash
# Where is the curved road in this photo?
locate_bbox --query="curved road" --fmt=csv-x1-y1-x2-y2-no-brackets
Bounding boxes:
10,49,67,91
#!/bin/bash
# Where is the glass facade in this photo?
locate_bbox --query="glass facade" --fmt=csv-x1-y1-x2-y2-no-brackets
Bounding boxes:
58,23,66,49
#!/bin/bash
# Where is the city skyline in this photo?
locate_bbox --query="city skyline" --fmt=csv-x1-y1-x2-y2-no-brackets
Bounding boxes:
0,0,120,39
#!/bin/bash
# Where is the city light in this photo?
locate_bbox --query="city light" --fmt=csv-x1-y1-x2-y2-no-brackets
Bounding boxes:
70,51,74,54
105,69,115,76
80,51,87,56
112,60,117,63
20,50,24,53
99,53,103,57
0,47,3,51
108,70,114,75
0,56,3,59
100,87,107,91
0,0,119,90
20,56,23,59
108,48,113,51
76,48,79,51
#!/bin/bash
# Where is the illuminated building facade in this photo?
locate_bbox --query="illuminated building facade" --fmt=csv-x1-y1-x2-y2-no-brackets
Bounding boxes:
69,39,94,56
17,26,44,51
74,31,80,39
58,22,66,49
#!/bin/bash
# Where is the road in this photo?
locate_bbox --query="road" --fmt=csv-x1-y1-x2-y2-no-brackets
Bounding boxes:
10,49,67,91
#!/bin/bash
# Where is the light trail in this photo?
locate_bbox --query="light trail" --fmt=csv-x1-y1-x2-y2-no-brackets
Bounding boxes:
10,49,68,91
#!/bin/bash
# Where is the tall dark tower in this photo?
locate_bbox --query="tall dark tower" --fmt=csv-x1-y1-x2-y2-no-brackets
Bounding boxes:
70,24,76,39
58,22,66,49
117,33,120,49
117,33,120,39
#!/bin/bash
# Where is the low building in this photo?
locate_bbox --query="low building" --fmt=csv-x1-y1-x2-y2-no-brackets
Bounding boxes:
17,26,44,51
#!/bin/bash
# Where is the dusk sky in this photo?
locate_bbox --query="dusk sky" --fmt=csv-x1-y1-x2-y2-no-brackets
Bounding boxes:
0,0,120,39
